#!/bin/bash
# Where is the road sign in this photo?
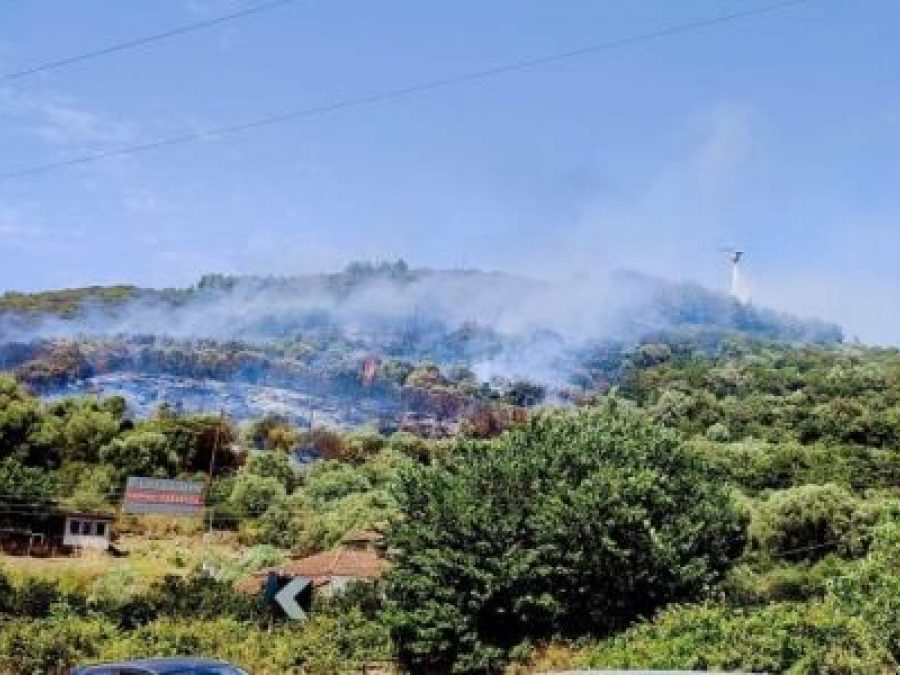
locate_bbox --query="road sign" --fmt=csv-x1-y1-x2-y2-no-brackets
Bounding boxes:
273,576,311,621
123,477,205,516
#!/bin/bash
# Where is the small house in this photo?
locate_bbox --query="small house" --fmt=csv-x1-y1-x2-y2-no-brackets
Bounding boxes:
62,513,114,551
238,530,388,596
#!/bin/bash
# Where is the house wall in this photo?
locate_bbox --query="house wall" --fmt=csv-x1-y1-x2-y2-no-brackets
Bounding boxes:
321,575,369,596
62,517,111,551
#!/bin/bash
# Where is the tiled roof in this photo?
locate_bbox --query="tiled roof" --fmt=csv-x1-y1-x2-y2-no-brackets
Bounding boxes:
278,546,387,579
237,543,388,594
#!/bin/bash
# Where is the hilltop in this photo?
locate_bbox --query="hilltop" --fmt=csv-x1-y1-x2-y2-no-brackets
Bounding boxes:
0,262,842,427
0,263,841,344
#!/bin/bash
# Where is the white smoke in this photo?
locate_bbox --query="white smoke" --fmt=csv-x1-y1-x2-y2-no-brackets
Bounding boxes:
0,265,841,386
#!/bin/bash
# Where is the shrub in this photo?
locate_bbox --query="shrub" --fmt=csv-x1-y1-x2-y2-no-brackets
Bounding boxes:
0,615,118,675
251,493,310,549
342,431,387,463
827,515,900,660
0,613,393,675
698,439,900,492
11,576,64,618
562,601,895,674
722,557,849,605
748,484,872,561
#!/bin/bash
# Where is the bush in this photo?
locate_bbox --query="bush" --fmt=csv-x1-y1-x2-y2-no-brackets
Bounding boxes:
11,576,64,617
342,431,387,463
555,601,895,674
385,403,746,673
0,613,393,675
698,439,900,492
387,431,431,462
0,615,118,675
251,493,310,549
748,484,873,561
722,557,849,605
828,515,900,660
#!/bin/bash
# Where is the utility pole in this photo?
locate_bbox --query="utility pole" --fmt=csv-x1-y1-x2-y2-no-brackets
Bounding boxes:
206,408,225,536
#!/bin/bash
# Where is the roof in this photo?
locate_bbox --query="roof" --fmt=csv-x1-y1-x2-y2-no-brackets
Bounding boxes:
270,545,387,579
237,543,388,594
72,657,246,673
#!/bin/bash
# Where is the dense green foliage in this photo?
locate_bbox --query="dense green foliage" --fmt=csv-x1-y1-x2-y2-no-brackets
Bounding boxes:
538,516,900,674
385,404,745,673
747,483,873,561
0,372,419,551
0,568,391,674
246,449,409,552
620,341,900,447
0,335,899,673
0,374,237,477
565,601,894,673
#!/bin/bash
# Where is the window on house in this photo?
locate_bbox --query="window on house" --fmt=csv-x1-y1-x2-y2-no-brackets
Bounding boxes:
69,519,80,535
95,522,107,537
80,521,92,535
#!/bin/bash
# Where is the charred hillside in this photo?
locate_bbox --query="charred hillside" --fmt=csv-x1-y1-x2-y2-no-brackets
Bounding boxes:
0,262,842,427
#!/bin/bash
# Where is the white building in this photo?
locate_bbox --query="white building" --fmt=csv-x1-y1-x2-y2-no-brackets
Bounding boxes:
62,514,114,551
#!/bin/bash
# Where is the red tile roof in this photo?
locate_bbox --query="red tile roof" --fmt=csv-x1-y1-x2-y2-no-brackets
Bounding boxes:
278,546,387,580
236,537,388,594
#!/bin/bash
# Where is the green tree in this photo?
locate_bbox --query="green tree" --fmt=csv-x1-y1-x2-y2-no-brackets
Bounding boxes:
229,474,286,518
385,403,746,673
145,414,240,475
100,431,175,479
253,493,311,549
58,403,121,464
0,457,58,524
0,376,42,463
245,450,296,492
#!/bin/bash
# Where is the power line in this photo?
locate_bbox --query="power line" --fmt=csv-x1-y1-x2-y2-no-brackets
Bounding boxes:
0,0,814,182
0,0,297,84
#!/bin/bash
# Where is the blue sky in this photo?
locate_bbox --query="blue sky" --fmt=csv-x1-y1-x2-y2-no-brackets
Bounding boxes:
1,0,898,343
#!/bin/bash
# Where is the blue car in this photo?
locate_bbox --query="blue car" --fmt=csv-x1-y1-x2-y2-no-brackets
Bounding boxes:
70,657,249,674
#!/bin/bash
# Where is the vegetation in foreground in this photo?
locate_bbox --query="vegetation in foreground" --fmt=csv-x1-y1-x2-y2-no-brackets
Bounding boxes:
0,336,897,673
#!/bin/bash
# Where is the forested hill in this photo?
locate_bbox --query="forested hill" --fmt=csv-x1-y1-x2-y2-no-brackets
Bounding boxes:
0,262,842,348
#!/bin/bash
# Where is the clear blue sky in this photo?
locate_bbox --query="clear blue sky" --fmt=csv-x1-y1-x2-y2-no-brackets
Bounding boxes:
1,0,898,343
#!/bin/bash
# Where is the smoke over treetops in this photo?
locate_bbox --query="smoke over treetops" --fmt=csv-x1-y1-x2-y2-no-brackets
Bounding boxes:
0,261,842,424
0,261,840,347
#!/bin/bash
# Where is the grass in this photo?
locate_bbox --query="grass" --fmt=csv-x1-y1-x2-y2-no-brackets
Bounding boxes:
0,532,260,595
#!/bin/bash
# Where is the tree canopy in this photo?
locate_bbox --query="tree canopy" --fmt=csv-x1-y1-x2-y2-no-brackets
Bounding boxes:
385,403,746,673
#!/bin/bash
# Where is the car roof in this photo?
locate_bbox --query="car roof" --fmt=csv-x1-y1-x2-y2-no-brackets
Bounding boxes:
75,657,241,673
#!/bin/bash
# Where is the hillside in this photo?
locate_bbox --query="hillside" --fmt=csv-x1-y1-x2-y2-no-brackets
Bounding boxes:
0,332,897,673
11,263,899,674
0,263,842,428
